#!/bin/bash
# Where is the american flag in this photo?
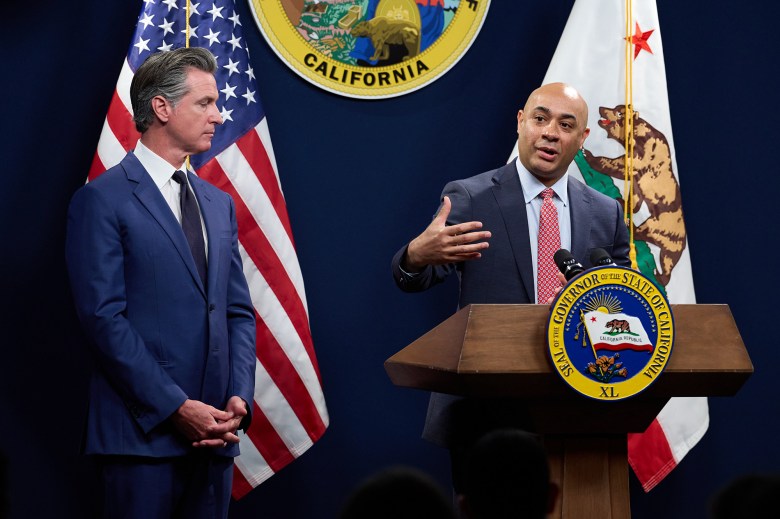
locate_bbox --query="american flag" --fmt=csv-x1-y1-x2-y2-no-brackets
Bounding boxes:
89,0,329,499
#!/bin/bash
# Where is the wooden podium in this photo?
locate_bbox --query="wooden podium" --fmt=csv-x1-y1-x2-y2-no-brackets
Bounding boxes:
384,304,752,518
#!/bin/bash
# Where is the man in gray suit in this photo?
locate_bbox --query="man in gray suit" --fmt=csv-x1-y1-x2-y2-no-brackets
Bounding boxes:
391,82,630,491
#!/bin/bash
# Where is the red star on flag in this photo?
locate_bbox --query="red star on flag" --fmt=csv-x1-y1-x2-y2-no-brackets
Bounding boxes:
629,22,654,59
591,316,597,323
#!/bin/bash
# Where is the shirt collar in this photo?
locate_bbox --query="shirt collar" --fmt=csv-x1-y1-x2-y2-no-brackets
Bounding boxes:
133,140,186,189
514,157,569,206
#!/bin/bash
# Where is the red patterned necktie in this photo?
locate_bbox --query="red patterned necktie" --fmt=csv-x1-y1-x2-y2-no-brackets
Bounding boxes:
537,188,561,304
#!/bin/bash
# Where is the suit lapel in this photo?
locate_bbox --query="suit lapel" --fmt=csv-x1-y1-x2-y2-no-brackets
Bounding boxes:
491,163,535,302
189,172,219,297
121,153,207,298
568,177,592,264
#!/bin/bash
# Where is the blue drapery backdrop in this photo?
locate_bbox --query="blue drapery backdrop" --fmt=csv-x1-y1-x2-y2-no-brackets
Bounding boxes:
1,1,777,518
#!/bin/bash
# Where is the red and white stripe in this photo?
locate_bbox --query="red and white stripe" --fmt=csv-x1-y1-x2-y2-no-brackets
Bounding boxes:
90,57,329,499
628,396,709,491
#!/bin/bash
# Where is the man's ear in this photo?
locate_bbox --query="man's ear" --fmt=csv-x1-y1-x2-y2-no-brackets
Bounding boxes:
150,95,171,124
579,126,591,147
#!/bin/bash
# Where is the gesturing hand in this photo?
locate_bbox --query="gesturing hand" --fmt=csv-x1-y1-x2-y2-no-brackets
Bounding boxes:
403,196,491,272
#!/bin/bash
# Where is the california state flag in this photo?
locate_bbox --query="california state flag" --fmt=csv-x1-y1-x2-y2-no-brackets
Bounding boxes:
583,311,654,353
510,0,708,491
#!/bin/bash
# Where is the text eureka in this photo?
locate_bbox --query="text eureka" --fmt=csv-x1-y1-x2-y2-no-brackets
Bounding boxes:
549,271,673,384
304,53,430,87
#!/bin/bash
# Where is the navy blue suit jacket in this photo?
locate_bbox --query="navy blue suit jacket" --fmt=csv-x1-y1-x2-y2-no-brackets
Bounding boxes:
66,152,256,458
391,162,630,446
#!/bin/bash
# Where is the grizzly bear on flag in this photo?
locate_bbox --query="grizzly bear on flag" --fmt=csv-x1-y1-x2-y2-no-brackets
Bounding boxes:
583,105,687,287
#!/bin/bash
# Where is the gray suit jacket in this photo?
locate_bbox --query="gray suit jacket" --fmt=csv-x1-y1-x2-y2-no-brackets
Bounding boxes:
391,162,630,446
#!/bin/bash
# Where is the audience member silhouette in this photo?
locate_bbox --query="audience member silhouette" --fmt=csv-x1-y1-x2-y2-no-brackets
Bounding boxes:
340,465,457,519
709,473,780,519
447,397,535,495
458,428,557,519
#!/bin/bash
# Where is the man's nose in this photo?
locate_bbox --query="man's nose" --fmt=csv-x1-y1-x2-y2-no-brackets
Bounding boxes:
542,123,559,140
211,106,224,125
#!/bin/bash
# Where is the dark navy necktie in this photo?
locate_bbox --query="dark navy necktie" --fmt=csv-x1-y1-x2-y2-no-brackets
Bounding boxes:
172,170,207,287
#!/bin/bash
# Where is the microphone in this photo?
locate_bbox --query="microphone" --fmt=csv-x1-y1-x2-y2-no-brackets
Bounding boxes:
553,249,585,281
589,248,615,267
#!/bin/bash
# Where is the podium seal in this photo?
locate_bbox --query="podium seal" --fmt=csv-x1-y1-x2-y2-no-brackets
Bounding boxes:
547,266,674,401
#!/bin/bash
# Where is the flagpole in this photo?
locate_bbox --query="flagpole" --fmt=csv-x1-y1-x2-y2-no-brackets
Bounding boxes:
185,0,191,170
624,0,638,270
581,312,602,379
581,310,599,360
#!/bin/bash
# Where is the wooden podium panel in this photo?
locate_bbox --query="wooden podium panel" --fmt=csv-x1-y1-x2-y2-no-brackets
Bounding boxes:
384,304,752,518
386,304,751,399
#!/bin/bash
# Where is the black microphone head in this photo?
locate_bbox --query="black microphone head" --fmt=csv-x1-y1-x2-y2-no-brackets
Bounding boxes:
553,249,584,280
590,248,614,267
553,249,574,270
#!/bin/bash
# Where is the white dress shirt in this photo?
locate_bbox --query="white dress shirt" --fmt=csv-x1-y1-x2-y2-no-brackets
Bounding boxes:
133,140,209,254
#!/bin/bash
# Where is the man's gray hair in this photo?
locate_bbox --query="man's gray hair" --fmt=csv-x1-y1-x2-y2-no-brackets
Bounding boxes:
130,47,218,133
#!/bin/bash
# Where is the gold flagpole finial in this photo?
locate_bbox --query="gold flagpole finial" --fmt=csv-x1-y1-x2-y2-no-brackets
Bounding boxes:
185,1,191,48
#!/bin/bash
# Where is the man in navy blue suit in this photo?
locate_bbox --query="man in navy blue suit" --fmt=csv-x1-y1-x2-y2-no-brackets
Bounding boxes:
66,48,256,518
391,82,630,492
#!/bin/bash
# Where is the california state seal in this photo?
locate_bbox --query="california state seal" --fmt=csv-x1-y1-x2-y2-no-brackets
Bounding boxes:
547,265,674,401
249,0,491,99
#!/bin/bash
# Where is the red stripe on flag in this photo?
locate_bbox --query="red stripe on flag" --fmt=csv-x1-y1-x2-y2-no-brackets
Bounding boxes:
88,153,106,182
231,466,254,500
245,401,296,472
234,130,295,244
253,311,328,439
240,219,322,382
593,342,653,352
88,92,139,181
628,419,676,492
197,160,322,379
105,91,141,153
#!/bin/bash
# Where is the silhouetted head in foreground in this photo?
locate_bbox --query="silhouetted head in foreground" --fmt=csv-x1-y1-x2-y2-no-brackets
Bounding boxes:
459,428,557,519
340,465,456,519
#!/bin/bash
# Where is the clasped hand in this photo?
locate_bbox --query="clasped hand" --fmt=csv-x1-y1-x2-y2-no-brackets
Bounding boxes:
171,396,247,449
403,196,492,271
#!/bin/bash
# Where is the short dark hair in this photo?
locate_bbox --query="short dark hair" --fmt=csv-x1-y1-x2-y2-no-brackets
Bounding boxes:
709,473,780,519
340,466,455,519
463,429,551,519
130,47,217,133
